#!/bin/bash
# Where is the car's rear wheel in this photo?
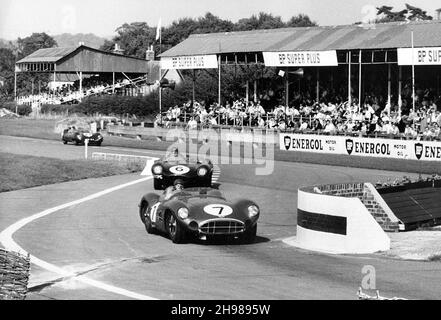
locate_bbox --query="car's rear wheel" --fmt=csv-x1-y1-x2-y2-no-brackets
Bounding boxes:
140,202,155,234
165,212,186,244
241,224,257,244
62,140,67,144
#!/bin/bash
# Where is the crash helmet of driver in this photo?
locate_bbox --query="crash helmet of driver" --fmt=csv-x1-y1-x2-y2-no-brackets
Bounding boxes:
174,179,184,190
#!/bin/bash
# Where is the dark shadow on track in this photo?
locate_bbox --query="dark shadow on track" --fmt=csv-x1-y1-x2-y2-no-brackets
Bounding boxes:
193,235,270,246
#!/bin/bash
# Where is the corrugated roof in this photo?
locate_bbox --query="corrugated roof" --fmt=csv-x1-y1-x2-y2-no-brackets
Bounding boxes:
160,20,441,57
16,45,149,64
17,47,78,63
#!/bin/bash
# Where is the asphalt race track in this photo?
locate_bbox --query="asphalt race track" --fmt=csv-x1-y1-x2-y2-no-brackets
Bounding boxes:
1,135,440,300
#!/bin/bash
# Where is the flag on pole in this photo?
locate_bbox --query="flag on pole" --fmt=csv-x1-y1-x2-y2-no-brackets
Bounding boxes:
156,17,162,41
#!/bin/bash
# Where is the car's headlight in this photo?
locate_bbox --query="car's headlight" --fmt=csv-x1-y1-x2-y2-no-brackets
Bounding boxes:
197,166,208,176
248,205,259,217
152,164,163,175
178,207,189,219
76,134,82,139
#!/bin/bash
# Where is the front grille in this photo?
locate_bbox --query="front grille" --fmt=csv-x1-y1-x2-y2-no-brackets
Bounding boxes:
199,219,244,235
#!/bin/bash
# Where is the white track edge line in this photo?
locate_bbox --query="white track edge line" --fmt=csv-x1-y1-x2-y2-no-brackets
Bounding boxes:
0,176,157,300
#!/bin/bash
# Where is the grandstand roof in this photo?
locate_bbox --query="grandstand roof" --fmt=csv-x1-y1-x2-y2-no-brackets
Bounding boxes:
160,20,441,57
16,45,151,73
16,47,78,63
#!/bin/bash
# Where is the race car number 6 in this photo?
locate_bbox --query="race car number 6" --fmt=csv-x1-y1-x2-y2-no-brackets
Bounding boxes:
169,165,190,175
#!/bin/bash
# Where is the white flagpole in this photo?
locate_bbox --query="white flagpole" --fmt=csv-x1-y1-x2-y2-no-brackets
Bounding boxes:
156,17,162,125
411,30,415,113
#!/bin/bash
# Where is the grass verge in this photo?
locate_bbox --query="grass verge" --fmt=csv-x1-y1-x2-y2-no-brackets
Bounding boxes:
0,152,143,192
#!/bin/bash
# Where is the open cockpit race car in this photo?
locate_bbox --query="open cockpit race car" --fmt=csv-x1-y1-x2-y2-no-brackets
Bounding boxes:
151,148,213,190
61,126,103,146
138,186,259,244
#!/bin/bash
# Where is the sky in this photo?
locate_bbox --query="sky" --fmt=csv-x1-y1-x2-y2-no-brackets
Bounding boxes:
1,0,440,40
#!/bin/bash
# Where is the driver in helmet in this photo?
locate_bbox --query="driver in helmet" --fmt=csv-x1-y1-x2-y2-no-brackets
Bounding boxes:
161,179,185,201
165,147,187,163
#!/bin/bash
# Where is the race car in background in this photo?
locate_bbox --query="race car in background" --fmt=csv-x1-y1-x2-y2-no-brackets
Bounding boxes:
61,127,103,146
151,148,213,189
138,187,259,244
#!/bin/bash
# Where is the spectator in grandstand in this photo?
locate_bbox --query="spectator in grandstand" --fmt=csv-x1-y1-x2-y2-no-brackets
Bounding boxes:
299,120,309,131
312,119,323,131
186,117,198,130
323,119,337,134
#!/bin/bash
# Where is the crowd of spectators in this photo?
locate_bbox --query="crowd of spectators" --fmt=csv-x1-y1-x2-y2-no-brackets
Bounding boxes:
156,87,441,140
16,77,140,106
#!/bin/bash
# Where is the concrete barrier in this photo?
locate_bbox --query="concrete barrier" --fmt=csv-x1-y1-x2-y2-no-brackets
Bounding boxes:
285,184,391,254
106,125,278,144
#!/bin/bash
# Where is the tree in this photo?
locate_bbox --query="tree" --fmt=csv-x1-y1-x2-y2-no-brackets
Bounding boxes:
17,32,57,60
14,33,58,97
161,17,199,50
195,12,234,34
99,22,156,59
286,14,317,27
375,3,432,23
0,48,16,98
234,12,285,31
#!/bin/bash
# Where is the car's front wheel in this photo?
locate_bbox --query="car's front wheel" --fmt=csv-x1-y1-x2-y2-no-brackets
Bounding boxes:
165,212,186,244
241,224,257,244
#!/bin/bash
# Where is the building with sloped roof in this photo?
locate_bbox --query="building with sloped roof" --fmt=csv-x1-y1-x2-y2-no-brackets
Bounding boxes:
159,20,441,109
160,20,441,58
14,44,182,101
16,45,151,74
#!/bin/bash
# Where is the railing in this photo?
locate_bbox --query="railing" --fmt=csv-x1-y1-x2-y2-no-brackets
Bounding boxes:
106,121,441,144
155,112,441,142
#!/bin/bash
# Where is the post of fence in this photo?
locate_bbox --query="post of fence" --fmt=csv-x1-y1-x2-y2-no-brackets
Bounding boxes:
85,139,89,159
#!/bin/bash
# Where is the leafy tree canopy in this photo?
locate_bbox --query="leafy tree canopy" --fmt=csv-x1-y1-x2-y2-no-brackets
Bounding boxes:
17,32,58,59
375,3,433,23
100,11,317,58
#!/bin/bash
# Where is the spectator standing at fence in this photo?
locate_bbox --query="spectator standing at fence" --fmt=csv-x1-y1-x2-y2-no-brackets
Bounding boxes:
186,117,198,130
257,116,265,128
299,120,309,131
323,119,336,134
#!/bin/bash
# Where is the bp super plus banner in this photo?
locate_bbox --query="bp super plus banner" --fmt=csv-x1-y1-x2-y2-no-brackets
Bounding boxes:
398,47,441,65
161,55,218,69
280,133,441,162
263,50,338,67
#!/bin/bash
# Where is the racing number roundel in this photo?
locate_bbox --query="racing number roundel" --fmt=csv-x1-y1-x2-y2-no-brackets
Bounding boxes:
169,165,190,175
203,204,233,217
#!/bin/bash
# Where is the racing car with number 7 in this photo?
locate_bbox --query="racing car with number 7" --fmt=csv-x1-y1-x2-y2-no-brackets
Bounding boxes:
138,187,259,244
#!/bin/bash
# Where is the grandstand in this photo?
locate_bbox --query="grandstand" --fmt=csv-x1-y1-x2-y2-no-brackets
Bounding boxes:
154,20,441,139
14,45,181,106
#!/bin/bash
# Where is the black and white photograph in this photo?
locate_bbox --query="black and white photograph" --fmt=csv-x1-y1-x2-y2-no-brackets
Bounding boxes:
0,0,440,307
